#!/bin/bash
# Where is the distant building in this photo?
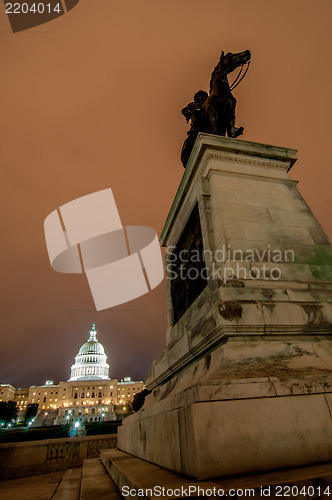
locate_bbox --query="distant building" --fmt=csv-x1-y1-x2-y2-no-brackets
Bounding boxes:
14,387,29,412
0,324,145,425
69,323,110,381
0,384,15,403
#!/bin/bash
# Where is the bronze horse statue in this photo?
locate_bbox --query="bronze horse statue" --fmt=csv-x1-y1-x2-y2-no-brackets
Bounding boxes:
181,49,251,167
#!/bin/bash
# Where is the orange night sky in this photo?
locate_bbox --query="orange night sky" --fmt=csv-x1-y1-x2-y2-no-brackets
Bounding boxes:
0,0,331,386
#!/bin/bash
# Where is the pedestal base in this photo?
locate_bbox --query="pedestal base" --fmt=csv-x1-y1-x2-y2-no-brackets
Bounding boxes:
101,448,332,499
119,135,332,480
118,370,332,479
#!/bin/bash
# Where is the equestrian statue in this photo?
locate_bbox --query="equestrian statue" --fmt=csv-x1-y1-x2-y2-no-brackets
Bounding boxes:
181,49,251,167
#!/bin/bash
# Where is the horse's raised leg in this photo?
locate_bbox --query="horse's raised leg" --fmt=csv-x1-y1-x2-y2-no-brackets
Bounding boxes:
227,115,244,138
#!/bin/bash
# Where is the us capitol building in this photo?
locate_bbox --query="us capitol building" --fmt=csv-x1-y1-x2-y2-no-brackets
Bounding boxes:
0,324,144,425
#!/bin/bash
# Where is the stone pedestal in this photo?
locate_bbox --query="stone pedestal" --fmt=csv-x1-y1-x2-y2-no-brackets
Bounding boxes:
118,134,332,480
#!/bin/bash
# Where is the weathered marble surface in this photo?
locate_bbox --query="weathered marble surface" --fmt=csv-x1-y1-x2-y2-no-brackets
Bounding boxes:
118,134,332,479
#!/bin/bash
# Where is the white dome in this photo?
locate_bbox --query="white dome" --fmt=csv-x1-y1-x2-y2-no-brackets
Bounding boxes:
78,338,105,356
69,324,110,381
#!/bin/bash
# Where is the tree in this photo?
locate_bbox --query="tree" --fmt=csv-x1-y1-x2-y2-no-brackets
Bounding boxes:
24,403,38,425
0,401,18,425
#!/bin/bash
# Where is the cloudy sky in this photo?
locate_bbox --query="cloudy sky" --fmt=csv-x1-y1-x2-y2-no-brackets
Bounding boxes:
1,0,331,387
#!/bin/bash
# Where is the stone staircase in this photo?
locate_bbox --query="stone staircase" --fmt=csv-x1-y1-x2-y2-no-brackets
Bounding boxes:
52,457,122,499
50,450,332,500
32,409,59,427
2,449,332,499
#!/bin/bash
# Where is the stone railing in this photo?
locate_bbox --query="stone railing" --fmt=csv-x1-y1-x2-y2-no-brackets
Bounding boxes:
0,434,117,480
46,434,117,462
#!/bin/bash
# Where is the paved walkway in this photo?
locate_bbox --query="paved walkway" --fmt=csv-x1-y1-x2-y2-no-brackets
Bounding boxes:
0,470,65,500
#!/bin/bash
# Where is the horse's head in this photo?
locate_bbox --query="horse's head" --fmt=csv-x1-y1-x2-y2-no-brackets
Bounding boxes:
219,50,251,76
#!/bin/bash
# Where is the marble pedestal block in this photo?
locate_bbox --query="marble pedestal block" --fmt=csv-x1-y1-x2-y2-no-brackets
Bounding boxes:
118,134,332,480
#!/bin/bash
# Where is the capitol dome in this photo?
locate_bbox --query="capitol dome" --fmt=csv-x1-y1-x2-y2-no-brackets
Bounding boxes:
69,323,110,381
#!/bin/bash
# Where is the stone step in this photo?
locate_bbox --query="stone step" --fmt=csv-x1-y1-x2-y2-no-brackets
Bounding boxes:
31,408,58,428
101,448,332,499
52,468,82,500
80,458,122,500
0,470,64,500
